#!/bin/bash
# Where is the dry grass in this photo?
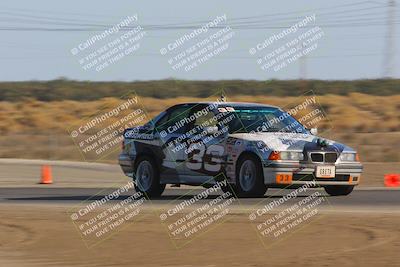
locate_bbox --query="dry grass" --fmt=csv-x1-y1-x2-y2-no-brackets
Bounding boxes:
0,94,399,162
1,93,399,134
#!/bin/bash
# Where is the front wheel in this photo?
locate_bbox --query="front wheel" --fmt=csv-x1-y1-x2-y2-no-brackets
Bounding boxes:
234,155,267,198
324,185,354,196
134,156,165,198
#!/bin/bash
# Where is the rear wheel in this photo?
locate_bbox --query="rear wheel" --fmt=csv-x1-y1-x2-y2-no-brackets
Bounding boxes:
234,155,267,198
134,156,165,198
324,185,354,196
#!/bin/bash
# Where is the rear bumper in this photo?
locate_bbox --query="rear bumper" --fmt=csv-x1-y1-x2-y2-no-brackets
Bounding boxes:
263,162,363,186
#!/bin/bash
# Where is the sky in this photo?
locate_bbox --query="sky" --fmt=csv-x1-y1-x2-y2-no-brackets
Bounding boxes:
0,0,399,81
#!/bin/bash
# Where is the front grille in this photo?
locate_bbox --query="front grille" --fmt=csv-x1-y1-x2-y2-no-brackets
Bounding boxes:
311,153,324,162
310,152,338,163
325,153,338,163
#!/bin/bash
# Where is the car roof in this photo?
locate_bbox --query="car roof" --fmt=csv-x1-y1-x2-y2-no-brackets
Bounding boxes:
173,101,280,109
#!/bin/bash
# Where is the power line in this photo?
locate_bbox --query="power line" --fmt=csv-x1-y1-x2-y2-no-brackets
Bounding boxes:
0,1,382,24
2,19,400,32
0,2,396,32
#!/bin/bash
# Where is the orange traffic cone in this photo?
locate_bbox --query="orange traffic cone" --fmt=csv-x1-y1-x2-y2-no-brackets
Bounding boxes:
40,165,53,184
384,174,400,187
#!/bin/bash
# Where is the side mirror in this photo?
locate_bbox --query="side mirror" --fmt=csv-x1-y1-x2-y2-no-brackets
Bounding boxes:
144,124,154,132
310,128,318,135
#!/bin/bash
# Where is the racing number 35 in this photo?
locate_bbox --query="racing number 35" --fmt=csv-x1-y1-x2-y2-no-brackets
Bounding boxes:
186,143,224,172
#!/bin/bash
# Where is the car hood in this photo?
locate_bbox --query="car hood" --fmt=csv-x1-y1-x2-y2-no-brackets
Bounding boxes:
228,132,354,153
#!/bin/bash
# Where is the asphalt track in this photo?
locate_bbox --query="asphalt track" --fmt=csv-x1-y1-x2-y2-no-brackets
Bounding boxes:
1,187,399,211
0,159,399,212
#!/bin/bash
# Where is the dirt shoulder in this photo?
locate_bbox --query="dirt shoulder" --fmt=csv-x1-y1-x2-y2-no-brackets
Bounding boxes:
0,204,399,267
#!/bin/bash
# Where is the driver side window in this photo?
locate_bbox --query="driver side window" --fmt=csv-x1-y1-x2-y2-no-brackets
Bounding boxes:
155,105,192,134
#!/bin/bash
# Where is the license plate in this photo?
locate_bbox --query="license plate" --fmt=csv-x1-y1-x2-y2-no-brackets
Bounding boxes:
315,166,335,178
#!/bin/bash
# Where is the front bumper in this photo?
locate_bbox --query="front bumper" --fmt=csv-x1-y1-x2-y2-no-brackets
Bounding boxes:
263,161,363,186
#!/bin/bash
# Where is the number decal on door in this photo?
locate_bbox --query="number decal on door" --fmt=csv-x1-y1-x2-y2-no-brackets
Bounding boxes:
186,143,205,171
204,144,224,172
186,143,224,172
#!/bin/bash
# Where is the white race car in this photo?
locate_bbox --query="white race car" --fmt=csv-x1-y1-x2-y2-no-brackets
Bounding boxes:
119,102,362,198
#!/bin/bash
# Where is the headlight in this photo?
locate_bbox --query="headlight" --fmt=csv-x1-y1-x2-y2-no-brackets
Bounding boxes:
280,151,304,161
340,153,358,161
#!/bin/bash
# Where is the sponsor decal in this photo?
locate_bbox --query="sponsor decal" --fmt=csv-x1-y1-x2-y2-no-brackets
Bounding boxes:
124,130,154,140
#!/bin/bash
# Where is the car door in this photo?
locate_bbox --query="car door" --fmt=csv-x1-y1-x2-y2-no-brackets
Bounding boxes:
153,104,193,183
183,105,228,183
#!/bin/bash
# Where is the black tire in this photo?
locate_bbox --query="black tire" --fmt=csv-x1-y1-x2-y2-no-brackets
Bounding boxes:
234,154,267,198
220,182,237,195
324,185,354,196
134,155,165,198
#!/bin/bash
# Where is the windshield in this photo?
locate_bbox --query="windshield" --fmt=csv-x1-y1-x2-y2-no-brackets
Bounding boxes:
223,106,309,134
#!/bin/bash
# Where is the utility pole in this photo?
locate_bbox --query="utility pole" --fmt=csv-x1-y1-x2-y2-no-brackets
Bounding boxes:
383,0,396,78
299,42,308,91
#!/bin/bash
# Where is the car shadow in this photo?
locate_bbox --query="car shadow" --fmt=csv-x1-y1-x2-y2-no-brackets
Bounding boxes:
6,192,327,202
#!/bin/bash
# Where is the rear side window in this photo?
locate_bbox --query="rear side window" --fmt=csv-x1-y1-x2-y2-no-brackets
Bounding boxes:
192,108,218,128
